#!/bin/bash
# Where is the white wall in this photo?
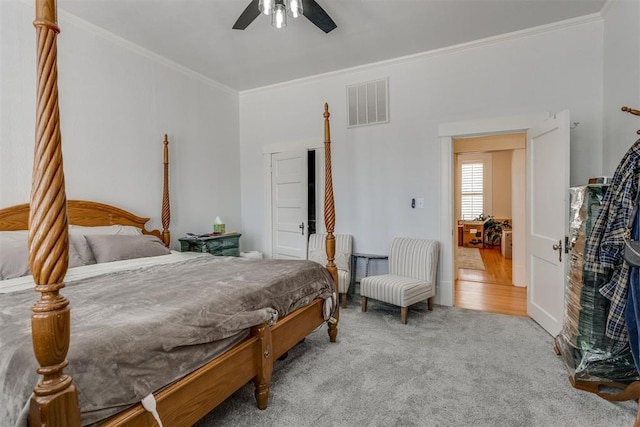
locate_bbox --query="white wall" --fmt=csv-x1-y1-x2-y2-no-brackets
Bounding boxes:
239,19,604,258
511,149,526,286
602,0,640,174
491,151,512,219
1,1,241,249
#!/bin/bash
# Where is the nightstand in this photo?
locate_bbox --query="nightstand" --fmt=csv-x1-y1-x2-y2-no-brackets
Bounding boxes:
179,233,242,257
350,253,389,290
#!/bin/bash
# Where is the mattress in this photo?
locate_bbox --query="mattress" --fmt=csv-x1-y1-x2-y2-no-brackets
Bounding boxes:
0,253,335,426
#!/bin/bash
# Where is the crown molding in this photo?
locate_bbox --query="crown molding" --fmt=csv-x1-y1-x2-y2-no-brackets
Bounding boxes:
241,12,603,96
599,0,617,18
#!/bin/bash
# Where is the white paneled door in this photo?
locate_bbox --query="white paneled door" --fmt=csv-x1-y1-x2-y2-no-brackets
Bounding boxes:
271,150,308,259
527,110,570,336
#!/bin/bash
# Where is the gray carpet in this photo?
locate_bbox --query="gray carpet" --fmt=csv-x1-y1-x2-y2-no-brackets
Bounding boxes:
195,299,636,427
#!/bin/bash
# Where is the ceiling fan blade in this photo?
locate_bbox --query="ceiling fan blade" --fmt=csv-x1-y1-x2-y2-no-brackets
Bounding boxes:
233,0,261,30
302,0,337,33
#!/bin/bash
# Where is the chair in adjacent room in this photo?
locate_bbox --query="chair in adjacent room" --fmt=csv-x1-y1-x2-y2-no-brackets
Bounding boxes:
361,237,439,324
308,233,353,307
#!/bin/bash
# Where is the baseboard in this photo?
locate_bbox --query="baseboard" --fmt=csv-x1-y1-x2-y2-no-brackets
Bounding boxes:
436,280,453,306
513,264,527,287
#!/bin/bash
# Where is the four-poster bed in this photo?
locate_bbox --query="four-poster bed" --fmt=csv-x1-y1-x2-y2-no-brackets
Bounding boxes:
0,0,340,425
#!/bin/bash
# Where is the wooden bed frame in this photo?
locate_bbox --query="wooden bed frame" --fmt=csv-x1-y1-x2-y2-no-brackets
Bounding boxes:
8,1,339,425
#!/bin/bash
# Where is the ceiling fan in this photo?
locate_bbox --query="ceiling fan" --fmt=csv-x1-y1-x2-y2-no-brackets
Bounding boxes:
233,0,337,33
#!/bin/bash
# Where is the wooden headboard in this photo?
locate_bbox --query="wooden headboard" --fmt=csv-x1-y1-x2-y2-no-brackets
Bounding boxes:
0,200,163,242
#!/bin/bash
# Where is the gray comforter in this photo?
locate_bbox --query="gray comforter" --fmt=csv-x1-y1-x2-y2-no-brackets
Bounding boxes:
0,255,335,426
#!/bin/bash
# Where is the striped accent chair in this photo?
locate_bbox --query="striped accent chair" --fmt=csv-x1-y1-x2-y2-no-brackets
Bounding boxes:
361,237,439,324
308,233,353,307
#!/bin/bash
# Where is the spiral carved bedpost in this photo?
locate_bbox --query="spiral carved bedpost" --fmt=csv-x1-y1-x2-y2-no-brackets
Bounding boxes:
323,103,339,343
28,0,81,425
162,134,171,246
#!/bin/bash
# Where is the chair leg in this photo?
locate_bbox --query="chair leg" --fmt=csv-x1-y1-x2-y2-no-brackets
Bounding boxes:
341,293,347,308
401,307,408,324
361,296,368,312
428,297,434,311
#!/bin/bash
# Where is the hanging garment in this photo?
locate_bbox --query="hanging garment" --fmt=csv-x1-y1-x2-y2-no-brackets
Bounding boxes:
584,139,640,341
624,176,640,369
625,206,640,369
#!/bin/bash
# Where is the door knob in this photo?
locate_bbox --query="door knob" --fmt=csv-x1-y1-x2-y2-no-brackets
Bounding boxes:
299,222,305,235
552,240,562,262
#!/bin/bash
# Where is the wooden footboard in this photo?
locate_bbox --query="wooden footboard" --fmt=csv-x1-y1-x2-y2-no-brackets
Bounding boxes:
271,299,326,359
100,299,327,426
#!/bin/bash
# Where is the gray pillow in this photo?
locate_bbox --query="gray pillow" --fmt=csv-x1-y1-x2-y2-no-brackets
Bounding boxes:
85,234,170,264
0,232,84,281
68,242,85,268
0,239,30,280
69,225,143,265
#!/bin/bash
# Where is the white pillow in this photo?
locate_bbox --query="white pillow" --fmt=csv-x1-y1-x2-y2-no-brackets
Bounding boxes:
69,225,143,265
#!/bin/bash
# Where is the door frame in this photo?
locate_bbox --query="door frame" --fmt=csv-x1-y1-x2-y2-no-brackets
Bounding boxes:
438,112,550,306
262,139,325,259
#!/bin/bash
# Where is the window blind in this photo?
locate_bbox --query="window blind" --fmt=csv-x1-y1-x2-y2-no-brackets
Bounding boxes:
460,163,483,220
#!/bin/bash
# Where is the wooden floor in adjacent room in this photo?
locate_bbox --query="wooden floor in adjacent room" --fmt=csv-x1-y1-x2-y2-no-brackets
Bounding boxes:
455,246,527,317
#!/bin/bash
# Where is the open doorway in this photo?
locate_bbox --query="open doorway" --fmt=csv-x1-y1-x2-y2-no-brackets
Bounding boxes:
452,133,527,316
267,145,324,260
439,111,570,335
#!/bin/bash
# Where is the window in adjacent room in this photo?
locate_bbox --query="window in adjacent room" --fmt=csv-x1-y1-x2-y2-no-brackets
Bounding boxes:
460,161,484,220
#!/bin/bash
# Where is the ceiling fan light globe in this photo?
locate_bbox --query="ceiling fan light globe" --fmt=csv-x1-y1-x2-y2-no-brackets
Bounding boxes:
287,0,303,18
272,3,287,28
258,0,275,15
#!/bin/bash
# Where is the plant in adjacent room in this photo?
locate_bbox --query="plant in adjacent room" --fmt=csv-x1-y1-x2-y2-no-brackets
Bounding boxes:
474,214,512,246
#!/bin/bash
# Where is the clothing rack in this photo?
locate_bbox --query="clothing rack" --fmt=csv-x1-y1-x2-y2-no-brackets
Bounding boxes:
596,106,640,427
622,106,640,134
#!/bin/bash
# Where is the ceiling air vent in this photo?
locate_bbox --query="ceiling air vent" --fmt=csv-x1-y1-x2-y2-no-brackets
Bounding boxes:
347,78,389,128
